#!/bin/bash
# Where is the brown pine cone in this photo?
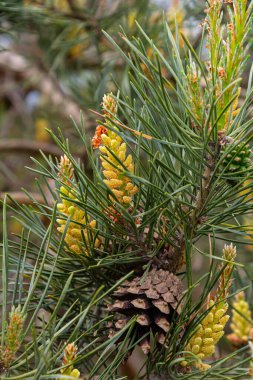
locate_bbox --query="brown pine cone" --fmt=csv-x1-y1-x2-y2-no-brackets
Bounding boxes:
108,267,183,355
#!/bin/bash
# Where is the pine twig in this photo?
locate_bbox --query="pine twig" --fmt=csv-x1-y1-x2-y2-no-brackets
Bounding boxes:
0,50,90,126
0,139,63,157
0,191,46,205
0,139,88,162
195,148,216,215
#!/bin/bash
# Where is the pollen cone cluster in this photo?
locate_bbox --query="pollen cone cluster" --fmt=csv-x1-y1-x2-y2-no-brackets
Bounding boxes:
108,268,183,355
182,244,236,371
93,93,138,206
182,300,229,371
60,343,80,379
99,129,138,205
227,292,252,346
57,155,100,255
0,305,24,371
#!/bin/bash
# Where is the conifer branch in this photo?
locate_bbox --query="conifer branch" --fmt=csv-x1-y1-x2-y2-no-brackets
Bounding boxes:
0,51,90,125
0,191,46,205
0,139,63,157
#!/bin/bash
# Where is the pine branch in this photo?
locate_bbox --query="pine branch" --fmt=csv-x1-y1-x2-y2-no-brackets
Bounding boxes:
0,191,46,205
0,139,63,157
194,144,217,220
0,50,90,126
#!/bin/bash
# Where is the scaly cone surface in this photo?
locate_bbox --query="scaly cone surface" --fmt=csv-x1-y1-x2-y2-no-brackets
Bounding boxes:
109,268,183,355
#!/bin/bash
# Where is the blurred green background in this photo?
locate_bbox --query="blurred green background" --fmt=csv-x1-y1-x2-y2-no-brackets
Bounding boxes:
0,0,204,204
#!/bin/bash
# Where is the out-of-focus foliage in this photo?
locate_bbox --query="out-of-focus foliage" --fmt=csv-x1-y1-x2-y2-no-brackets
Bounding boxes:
0,0,203,198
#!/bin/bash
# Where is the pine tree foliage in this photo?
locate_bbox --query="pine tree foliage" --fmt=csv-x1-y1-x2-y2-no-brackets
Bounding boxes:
1,0,253,379
0,0,191,207
0,0,173,110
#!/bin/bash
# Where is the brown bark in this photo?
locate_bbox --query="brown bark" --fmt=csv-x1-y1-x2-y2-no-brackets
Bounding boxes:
0,50,88,125
0,139,63,157
0,191,46,205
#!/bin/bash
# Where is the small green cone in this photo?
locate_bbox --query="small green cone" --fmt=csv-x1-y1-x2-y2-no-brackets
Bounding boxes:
221,141,252,182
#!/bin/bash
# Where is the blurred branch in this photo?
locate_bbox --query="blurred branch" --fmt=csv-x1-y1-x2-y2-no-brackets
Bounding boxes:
0,191,45,205
0,50,89,125
0,139,88,165
0,139,65,157
39,0,121,24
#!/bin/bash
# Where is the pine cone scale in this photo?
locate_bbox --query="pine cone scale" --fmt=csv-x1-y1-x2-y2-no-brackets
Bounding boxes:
137,314,152,326
162,292,175,303
145,288,160,299
152,299,170,314
155,315,170,332
131,298,152,309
